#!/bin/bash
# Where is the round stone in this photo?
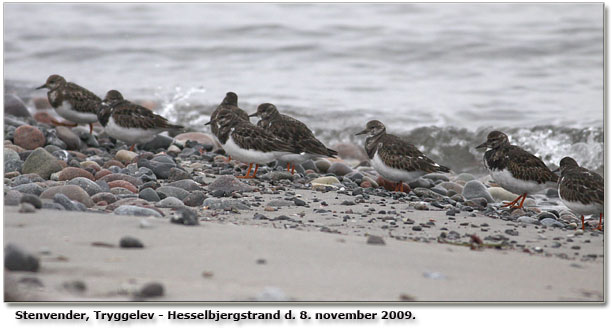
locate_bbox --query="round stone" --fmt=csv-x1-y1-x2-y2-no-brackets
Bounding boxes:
13,125,45,150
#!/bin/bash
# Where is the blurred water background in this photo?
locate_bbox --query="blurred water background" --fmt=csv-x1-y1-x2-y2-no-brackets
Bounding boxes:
3,3,603,173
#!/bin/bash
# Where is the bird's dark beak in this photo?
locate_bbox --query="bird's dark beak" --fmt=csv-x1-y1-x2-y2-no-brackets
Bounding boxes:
36,84,47,90
476,141,488,150
355,129,368,136
248,112,258,117
204,120,213,126
552,167,560,174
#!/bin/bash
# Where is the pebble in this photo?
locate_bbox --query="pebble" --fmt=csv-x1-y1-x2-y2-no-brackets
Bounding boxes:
262,171,293,181
141,135,173,151
4,244,40,272
413,202,429,210
5,94,31,117
120,236,144,248
115,149,138,163
107,180,138,193
462,180,494,202
5,190,23,206
167,179,202,192
517,216,539,225
55,126,82,150
174,132,217,149
293,198,306,206
488,187,519,202
183,191,206,207
156,186,190,200
540,218,565,228
53,193,82,211
408,178,433,189
19,202,37,213
114,205,163,218
170,207,199,226
98,173,143,187
91,192,118,204
167,167,192,182
139,188,161,202
311,176,340,185
12,183,44,196
331,143,368,161
13,125,46,150
22,148,63,179
505,229,519,236
57,167,95,181
67,177,102,196
254,287,288,301
19,194,42,209
40,185,94,207
327,162,353,176
314,159,332,173
156,197,184,208
208,176,254,195
137,282,164,298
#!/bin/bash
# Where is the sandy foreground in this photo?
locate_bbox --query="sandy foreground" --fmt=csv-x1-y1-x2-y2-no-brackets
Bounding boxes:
3,194,604,302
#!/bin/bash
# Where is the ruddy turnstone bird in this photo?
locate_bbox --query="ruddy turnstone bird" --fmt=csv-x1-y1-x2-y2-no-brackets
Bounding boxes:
209,109,300,179
556,157,603,230
36,74,101,134
249,103,338,174
356,120,450,192
97,90,184,151
476,131,558,209
208,92,249,141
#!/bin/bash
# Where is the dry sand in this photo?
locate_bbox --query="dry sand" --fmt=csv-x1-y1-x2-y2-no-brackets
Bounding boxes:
3,197,604,302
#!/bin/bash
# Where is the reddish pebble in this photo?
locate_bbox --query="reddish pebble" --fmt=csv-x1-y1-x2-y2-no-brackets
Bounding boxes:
57,160,68,169
13,125,46,150
103,160,125,169
33,97,52,109
360,180,372,188
107,180,138,193
95,169,112,180
96,201,108,206
33,111,55,124
58,167,95,181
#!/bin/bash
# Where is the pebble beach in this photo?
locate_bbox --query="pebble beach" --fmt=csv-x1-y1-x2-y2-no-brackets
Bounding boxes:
3,94,604,302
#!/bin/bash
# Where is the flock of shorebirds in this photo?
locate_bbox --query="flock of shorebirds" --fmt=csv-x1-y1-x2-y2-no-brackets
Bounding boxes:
34,74,604,230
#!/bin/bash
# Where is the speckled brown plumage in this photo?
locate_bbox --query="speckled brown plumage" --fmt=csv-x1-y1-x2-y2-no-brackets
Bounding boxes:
216,109,299,154
37,74,101,115
478,131,558,184
252,103,337,157
357,120,450,173
209,92,249,138
558,157,603,206
98,90,183,131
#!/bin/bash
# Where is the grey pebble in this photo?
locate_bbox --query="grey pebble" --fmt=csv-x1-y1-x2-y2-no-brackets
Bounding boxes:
20,194,42,209
4,244,39,272
119,236,144,248
366,235,385,245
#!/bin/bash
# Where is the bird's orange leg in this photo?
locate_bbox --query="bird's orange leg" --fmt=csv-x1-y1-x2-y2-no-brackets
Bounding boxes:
286,163,291,172
237,163,253,179
50,118,78,128
394,182,400,192
251,164,259,178
501,193,524,208
399,181,404,193
291,164,295,175
515,193,527,209
129,144,136,151
581,215,585,231
89,123,94,134
595,213,603,231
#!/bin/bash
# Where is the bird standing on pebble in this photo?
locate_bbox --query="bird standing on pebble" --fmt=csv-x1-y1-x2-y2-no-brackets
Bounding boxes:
556,156,603,230
97,90,184,151
36,74,101,134
476,131,558,209
208,109,300,179
356,120,450,192
249,103,337,174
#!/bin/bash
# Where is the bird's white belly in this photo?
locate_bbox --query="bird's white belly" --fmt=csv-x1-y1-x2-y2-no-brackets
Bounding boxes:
223,135,287,164
559,197,603,216
105,118,158,145
371,152,424,183
279,152,314,164
489,169,548,195
54,101,98,123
